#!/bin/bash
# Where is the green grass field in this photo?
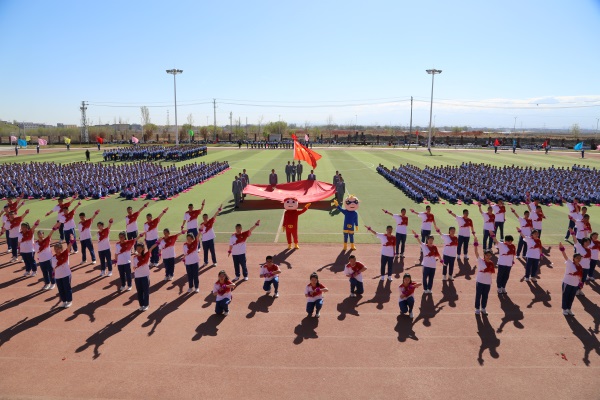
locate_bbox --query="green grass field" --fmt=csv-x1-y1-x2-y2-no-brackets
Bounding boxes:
2,146,598,245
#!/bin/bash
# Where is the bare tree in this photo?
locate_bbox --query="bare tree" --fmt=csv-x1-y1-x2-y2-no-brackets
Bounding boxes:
257,115,264,137
187,113,195,142
326,115,334,141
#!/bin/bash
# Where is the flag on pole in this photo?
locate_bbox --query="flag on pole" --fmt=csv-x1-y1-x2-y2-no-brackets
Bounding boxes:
97,137,104,144
542,140,548,148
64,137,71,144
574,142,583,150
10,135,16,143
494,139,500,146
304,133,309,142
188,130,194,137
18,139,27,147
415,130,419,136
38,138,47,146
131,136,139,144
25,136,31,142
291,134,322,169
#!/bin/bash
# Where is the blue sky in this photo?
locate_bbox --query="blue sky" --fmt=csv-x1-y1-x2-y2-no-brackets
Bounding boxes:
1,0,599,130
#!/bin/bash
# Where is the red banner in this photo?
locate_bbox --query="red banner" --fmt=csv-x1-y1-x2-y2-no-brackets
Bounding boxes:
243,180,335,203
292,134,321,168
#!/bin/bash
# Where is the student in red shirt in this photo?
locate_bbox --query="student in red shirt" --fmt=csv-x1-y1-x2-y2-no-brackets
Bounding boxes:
305,272,329,318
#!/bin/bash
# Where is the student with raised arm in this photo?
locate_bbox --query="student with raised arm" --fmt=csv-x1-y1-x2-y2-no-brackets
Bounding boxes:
182,231,201,293
142,207,168,267
260,255,282,298
570,233,591,296
305,272,328,318
343,254,366,298
436,226,458,281
570,211,592,245
199,204,222,267
491,231,516,294
447,208,475,260
489,199,506,240
411,229,440,294
557,242,583,316
18,220,40,277
526,195,546,237
399,273,421,318
158,228,185,281
96,218,114,277
180,200,204,251
589,232,599,282
125,202,149,240
366,225,395,281
6,209,30,261
511,207,533,258
516,228,543,282
77,210,100,266
410,205,438,244
563,196,580,240
114,232,136,291
472,233,495,315
52,239,75,308
227,220,260,282
45,193,77,242
382,208,408,257
477,202,496,251
132,241,159,311
36,223,60,290
212,270,236,316
59,202,81,254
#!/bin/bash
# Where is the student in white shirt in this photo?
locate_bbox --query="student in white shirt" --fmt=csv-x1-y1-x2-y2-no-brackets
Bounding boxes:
77,210,100,265
399,273,421,318
511,208,532,258
132,241,159,311
158,228,185,281
573,237,591,296
589,232,599,282
18,220,39,276
142,208,168,267
36,223,60,289
52,240,75,308
517,229,543,282
199,204,222,267
410,206,438,244
180,201,204,251
563,197,580,240
183,232,201,293
558,243,583,316
473,234,495,315
343,255,366,297
477,203,496,251
411,230,441,294
227,220,260,281
96,219,114,276
447,208,475,260
438,226,458,281
491,233,516,294
305,272,328,318
490,199,507,240
212,270,236,316
60,202,81,254
114,232,136,291
383,208,408,257
125,202,149,240
366,225,395,281
260,255,282,297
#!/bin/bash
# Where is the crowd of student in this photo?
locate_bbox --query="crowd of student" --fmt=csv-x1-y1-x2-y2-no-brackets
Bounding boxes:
102,145,208,162
0,161,228,201
2,183,597,319
377,162,600,205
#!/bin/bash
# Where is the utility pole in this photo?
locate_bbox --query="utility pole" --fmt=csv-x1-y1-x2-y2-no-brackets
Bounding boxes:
229,112,233,139
245,117,248,139
408,96,413,150
80,101,89,143
213,99,217,140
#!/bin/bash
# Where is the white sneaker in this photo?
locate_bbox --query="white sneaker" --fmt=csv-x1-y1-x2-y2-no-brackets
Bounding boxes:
223,311,229,316
464,255,469,260
187,288,194,293
531,277,537,282
524,277,530,282
164,276,169,281
50,284,55,289
62,302,68,308
475,309,481,315
349,293,356,297
107,271,112,277
42,284,50,290
100,271,105,277
448,276,454,281
119,286,126,291
213,263,218,267
65,302,72,308
92,260,97,264
243,277,248,281
400,253,405,258
567,309,575,316
138,306,144,311
562,309,569,316
23,271,30,277
274,292,279,298
168,276,174,281
73,251,78,254
194,288,199,293
409,312,414,318
232,277,240,282
388,276,393,281
481,308,488,315
442,275,447,281
142,306,149,311
127,286,132,291
589,276,596,281
31,271,37,276
380,276,385,281
576,289,584,296
315,312,321,318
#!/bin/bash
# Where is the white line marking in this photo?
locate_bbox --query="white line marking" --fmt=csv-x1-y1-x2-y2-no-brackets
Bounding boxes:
274,210,285,243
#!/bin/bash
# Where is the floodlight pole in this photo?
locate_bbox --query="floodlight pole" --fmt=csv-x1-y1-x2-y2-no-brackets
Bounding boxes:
166,69,183,145
426,69,442,156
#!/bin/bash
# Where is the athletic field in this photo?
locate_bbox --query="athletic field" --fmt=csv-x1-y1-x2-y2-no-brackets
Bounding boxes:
0,146,598,400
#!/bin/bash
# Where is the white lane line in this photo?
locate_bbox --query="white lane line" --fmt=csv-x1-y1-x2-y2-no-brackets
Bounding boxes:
274,210,285,243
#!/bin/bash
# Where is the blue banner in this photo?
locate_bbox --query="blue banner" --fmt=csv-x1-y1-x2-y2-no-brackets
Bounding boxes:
17,139,27,148
574,142,583,150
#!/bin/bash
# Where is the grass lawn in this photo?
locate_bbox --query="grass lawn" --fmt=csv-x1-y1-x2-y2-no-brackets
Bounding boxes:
1,146,598,245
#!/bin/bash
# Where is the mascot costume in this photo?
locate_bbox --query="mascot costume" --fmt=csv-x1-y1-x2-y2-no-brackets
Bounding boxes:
282,197,311,249
333,194,359,250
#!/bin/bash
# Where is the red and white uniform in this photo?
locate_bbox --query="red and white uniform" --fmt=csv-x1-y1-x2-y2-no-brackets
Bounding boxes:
476,258,495,285
52,249,71,279
590,239,600,262
399,283,418,302
132,252,151,277
418,212,435,231
159,235,179,260
495,241,516,267
184,209,202,230
563,260,582,287
78,218,93,240
518,217,533,237
97,228,111,251
61,209,76,231
440,234,458,257
229,231,251,255
2,215,10,234
143,218,161,241
115,240,136,265
35,236,53,263
376,233,395,257
492,204,506,223
8,216,25,238
573,215,592,240
420,243,440,268
213,280,233,301
574,242,591,270
305,283,326,302
125,211,141,234
566,202,580,220
392,214,408,235
183,240,200,265
455,216,473,237
524,237,542,260
260,263,280,282
200,217,216,241
481,212,495,231
530,204,545,231
344,261,365,283
18,230,35,253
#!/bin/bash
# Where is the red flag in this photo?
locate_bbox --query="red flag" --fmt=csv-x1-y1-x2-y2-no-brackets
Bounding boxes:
292,134,322,169
96,137,104,144
542,140,548,148
494,139,500,146
415,130,419,136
